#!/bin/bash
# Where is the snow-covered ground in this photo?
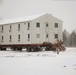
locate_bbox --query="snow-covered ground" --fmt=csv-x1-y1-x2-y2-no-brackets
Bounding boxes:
0,47,76,75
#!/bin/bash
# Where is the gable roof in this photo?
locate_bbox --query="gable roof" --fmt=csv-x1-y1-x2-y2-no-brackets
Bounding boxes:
0,13,46,25
0,13,63,25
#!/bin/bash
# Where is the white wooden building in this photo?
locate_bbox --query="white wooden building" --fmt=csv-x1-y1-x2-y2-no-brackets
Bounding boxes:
0,13,63,45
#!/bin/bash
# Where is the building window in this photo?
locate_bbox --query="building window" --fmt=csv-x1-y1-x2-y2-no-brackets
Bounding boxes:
18,24,20,31
10,25,11,29
1,26,3,32
9,25,11,32
18,24,20,29
55,34,58,39
28,34,30,38
36,22,40,27
9,35,12,42
2,36,4,42
2,36,3,40
46,23,48,27
18,34,20,41
36,34,40,38
55,23,58,28
27,23,30,30
2,26,3,30
10,35,11,40
28,23,30,27
46,34,48,38
28,34,30,41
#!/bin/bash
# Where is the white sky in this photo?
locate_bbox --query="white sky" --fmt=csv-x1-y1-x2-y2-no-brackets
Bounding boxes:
0,0,76,33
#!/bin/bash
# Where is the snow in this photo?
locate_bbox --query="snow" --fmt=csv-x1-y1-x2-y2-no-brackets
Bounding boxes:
0,47,76,75
0,13,46,25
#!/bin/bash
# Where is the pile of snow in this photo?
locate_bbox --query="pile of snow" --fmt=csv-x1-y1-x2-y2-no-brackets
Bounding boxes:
0,47,76,75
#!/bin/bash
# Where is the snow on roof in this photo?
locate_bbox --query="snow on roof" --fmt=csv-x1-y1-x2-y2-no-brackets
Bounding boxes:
0,13,46,25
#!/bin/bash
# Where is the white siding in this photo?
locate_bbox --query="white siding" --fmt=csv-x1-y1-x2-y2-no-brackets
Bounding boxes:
0,22,32,44
31,14,63,44
0,14,63,45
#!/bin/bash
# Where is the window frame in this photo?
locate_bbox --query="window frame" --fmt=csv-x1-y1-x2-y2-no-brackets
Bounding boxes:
36,22,40,28
55,23,58,28
28,23,30,28
18,34,20,40
55,34,58,39
28,34,30,39
2,36,3,40
10,25,12,30
10,35,11,40
46,23,48,27
46,34,48,38
36,34,40,38
18,24,20,29
2,26,3,31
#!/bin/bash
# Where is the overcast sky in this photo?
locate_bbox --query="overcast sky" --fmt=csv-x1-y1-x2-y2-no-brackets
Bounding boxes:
0,0,76,33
